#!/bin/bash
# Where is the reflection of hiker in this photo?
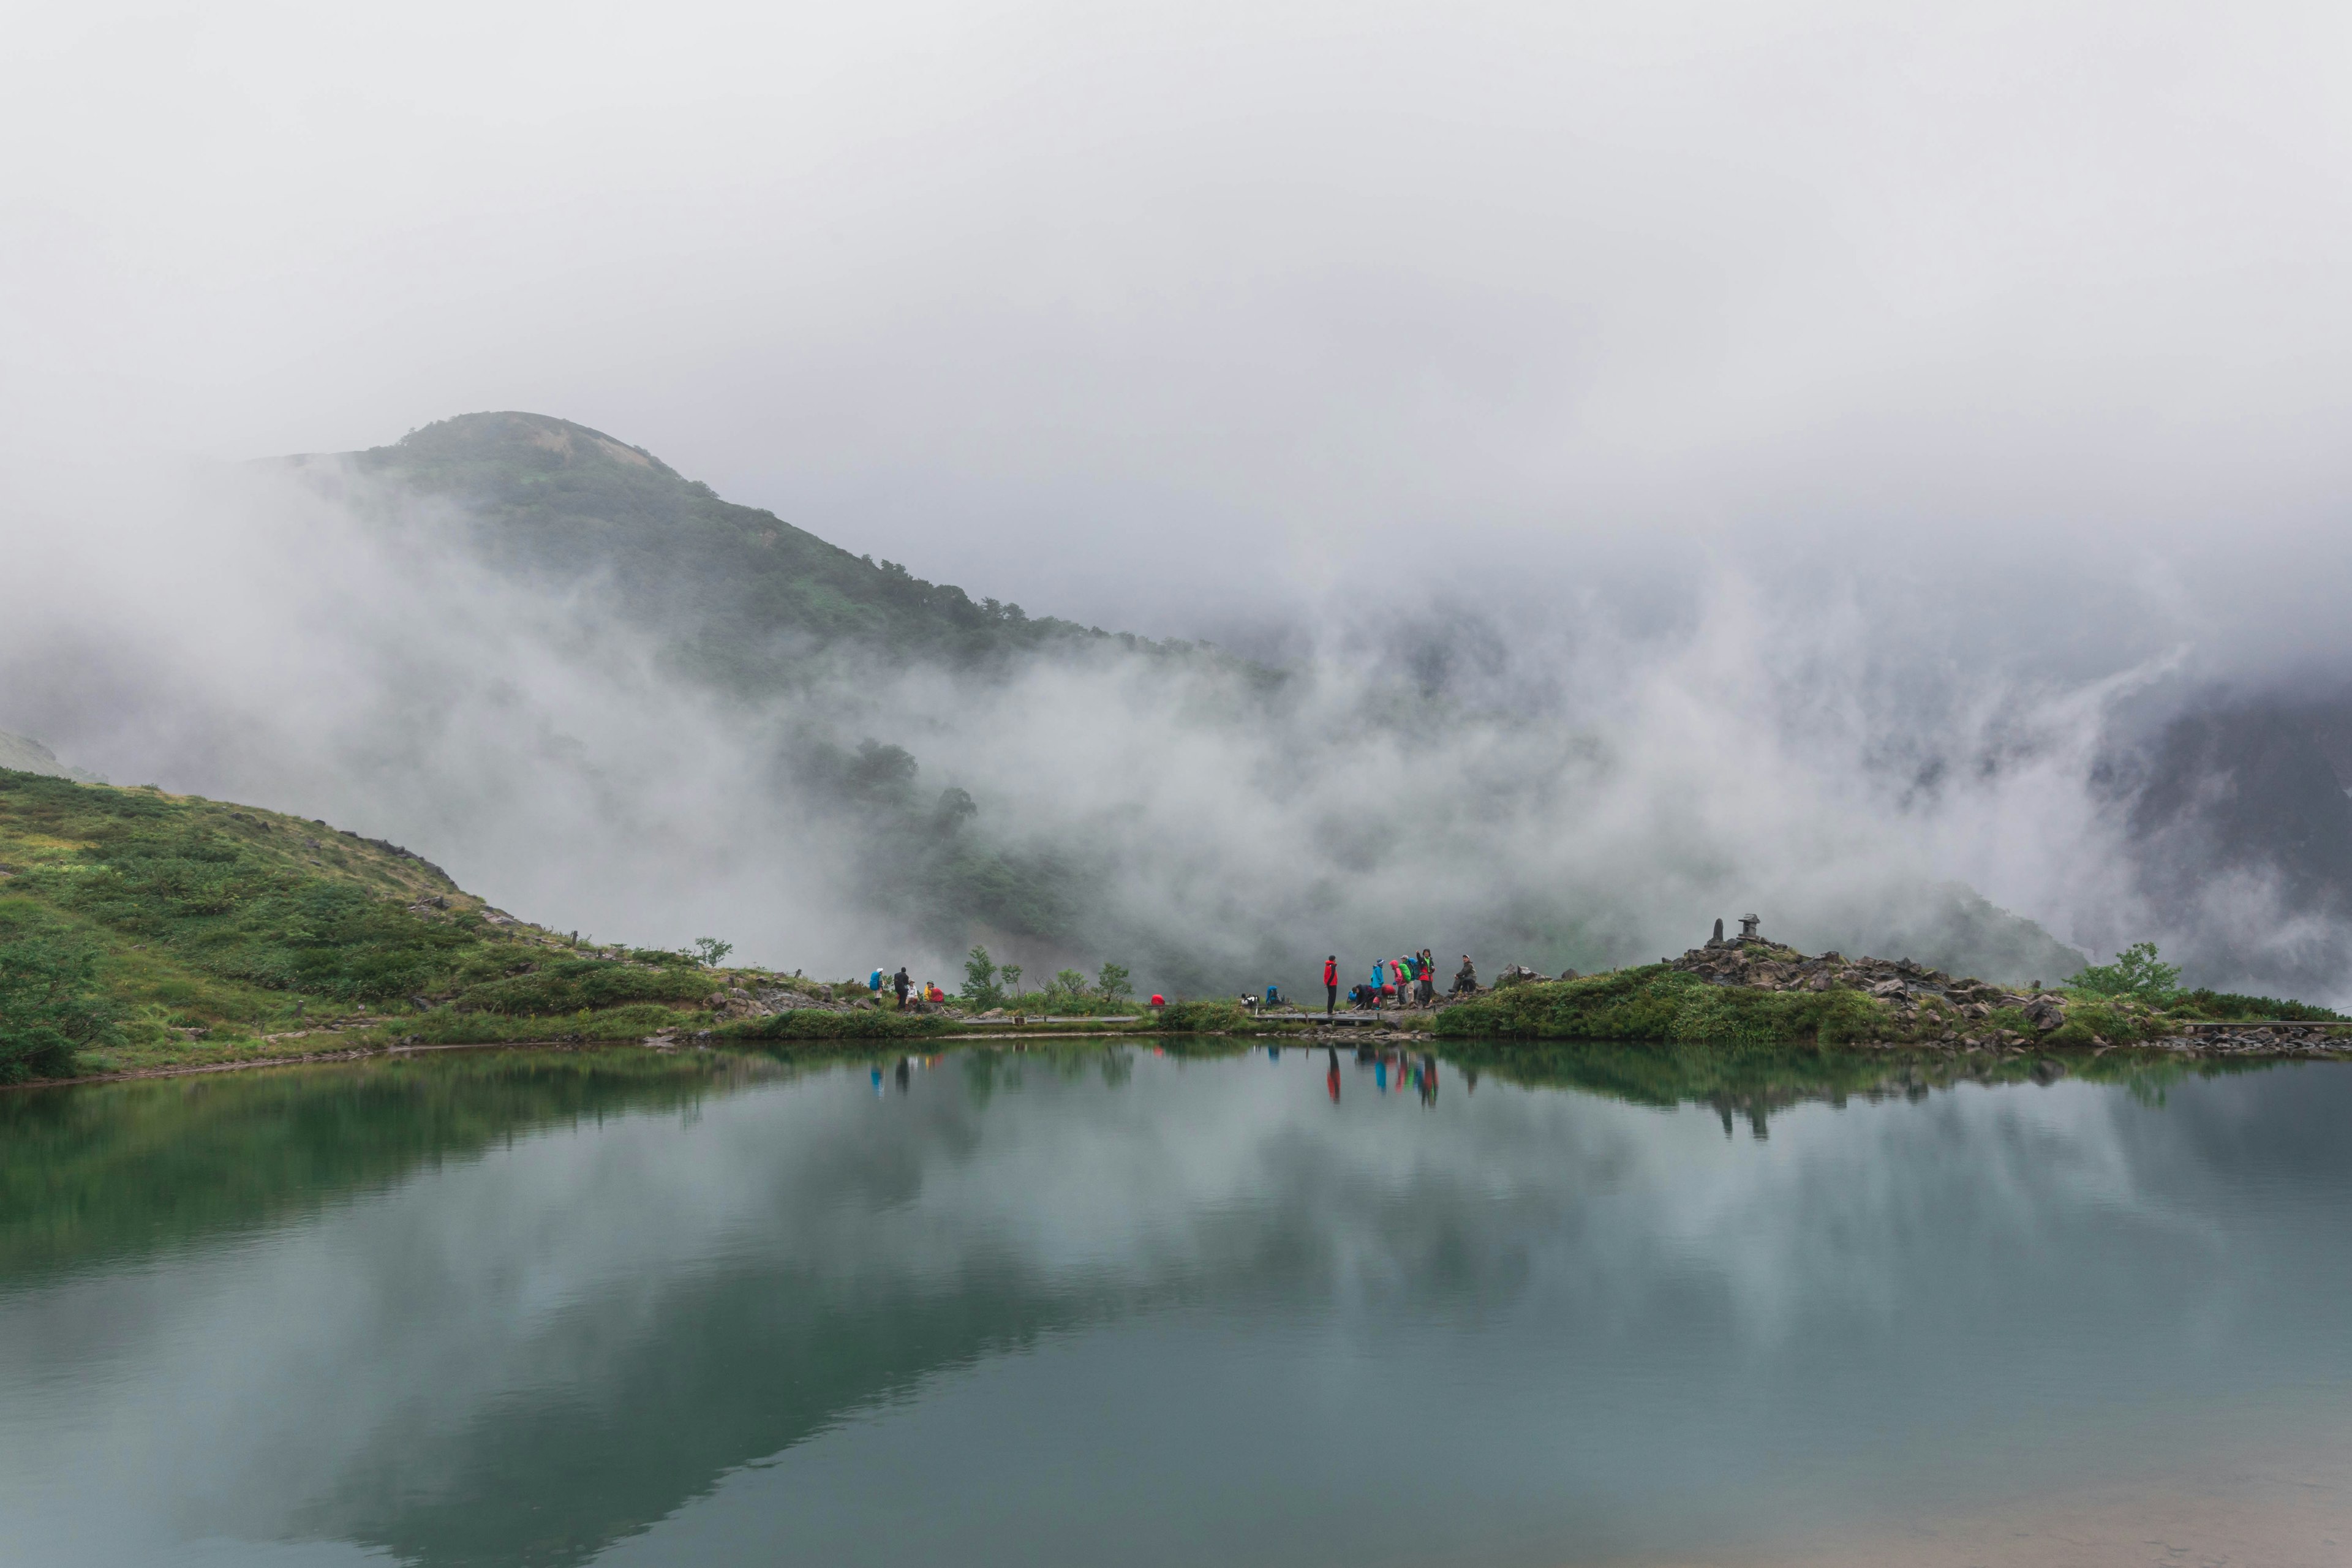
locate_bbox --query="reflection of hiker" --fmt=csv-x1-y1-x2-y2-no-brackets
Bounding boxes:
1326,1047,1340,1104
1451,956,1477,995
1323,955,1338,1016
893,967,911,1007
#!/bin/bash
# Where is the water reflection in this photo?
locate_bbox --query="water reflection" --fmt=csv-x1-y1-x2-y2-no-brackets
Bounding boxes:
2,1044,2348,1568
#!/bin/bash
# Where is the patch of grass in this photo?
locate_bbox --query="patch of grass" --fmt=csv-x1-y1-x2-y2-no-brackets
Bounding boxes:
453,960,718,1014
0,933,119,1082
1155,1000,1259,1033
0,769,733,1080
2042,1000,2162,1049
714,1010,957,1043
1434,966,1894,1046
2167,989,2347,1023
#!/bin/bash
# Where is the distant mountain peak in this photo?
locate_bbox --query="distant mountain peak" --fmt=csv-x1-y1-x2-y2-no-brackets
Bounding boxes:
373,410,677,480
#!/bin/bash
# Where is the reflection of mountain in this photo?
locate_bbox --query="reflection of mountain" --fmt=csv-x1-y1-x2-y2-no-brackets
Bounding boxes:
303,1246,1123,1567
1444,1039,2262,1138
0,1050,766,1280
14,1048,2352,1568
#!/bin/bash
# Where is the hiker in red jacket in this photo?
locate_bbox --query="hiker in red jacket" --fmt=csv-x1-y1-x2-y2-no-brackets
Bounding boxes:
1322,955,1338,1017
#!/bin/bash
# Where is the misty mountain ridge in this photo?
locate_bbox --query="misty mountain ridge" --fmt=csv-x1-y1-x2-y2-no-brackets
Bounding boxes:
0,731,103,785
244,409,2112,993
304,411,1260,689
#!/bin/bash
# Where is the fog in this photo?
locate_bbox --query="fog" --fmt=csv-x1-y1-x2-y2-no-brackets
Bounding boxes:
6,1,2352,993
0,454,2160,992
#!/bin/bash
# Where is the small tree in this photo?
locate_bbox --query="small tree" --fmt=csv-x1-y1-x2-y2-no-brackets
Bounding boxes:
962,946,1003,1008
1052,968,1087,1005
1095,961,1133,1003
2066,941,2182,1005
998,962,1022,997
692,937,734,969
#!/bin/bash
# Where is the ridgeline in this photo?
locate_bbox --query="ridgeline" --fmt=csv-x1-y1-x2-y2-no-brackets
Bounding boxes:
0,769,940,1085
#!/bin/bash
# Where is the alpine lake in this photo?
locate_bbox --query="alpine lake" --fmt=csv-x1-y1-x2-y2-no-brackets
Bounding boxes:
6,1038,2351,1567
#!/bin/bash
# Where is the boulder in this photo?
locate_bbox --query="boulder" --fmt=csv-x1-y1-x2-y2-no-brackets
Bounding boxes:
1494,964,1547,989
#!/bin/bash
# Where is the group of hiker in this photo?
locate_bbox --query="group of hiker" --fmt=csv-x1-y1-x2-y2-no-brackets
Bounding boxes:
868,966,946,1008
867,950,1487,1018
1320,949,1479,1015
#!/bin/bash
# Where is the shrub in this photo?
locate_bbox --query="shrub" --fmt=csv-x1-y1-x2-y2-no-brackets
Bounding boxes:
2043,1001,2160,1049
2171,988,2345,1023
0,938,118,1082
961,946,1003,1008
1435,967,1893,1047
454,959,718,1014
717,1010,953,1042
2067,941,2182,1006
1156,1000,1253,1033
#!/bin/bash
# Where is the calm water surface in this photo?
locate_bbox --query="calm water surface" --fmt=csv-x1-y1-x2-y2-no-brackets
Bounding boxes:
4,1043,2351,1567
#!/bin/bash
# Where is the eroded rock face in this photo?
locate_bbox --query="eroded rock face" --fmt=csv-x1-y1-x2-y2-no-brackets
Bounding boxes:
1494,965,1548,989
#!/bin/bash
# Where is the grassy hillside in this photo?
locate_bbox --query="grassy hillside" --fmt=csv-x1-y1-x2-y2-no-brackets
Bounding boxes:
0,769,824,1082
331,411,1229,685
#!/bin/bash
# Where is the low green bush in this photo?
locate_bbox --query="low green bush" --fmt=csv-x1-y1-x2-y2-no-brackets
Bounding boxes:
0,937,119,1082
1156,1000,1254,1033
2169,988,2346,1023
453,960,718,1014
716,1010,954,1042
1436,967,1893,1046
2043,1001,2160,1049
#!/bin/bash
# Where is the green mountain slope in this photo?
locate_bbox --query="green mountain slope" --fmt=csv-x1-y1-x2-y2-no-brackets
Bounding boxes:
0,770,775,1081
330,410,1171,685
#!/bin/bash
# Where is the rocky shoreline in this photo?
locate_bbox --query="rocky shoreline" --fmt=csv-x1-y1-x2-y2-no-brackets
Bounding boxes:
1665,925,2350,1060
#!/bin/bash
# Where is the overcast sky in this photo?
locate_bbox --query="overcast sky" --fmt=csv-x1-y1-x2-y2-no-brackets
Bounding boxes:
8,0,2352,645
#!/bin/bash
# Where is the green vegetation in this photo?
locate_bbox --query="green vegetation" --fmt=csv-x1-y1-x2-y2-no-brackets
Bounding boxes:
2168,988,2346,1023
2065,940,2184,1005
716,1009,956,1043
961,945,1006,1009
1154,1000,1259,1033
2048,940,2343,1036
0,938,117,1082
0,770,749,1080
1434,965,1890,1046
343,412,1257,683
